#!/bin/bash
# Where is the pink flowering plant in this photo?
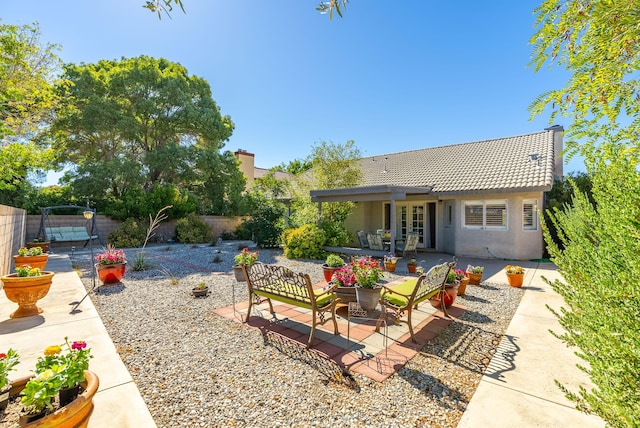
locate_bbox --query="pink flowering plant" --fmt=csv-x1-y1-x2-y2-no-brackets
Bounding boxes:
351,257,384,288
331,265,356,287
95,245,126,265
454,269,468,280
0,348,20,390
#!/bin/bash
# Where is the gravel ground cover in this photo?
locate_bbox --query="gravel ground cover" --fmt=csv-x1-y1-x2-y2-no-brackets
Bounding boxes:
78,243,524,428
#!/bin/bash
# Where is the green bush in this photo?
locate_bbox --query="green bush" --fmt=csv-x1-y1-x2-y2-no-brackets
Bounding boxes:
108,218,146,248
282,224,326,260
175,213,213,244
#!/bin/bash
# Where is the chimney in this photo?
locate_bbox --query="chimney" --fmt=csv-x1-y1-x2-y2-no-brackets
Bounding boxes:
545,125,564,179
234,149,255,189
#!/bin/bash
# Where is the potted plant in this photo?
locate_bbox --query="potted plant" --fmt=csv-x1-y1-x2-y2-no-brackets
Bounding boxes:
407,258,417,274
0,348,19,410
13,246,49,271
192,282,209,297
351,257,384,311
330,265,356,303
233,247,259,282
1,266,55,318
505,265,525,287
26,237,50,253
322,254,345,282
3,339,98,426
466,264,484,285
430,269,460,309
454,269,469,295
95,245,127,285
383,253,398,273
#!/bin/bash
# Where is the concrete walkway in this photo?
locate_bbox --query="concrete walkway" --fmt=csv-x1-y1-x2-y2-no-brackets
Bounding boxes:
457,260,605,427
0,254,156,427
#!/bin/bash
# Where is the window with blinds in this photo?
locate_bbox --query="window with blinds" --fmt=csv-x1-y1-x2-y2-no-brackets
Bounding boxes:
523,200,538,230
463,200,508,230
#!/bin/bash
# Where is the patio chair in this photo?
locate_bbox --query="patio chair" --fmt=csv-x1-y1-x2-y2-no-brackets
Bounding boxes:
395,231,419,258
367,233,384,251
357,230,369,249
376,261,455,342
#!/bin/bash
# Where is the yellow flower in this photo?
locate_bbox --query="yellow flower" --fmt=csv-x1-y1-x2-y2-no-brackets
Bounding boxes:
44,345,61,356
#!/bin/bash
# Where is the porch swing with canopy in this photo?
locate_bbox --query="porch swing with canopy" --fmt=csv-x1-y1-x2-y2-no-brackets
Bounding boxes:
36,205,103,247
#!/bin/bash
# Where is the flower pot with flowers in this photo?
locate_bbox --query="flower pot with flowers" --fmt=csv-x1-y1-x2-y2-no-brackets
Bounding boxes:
454,269,469,295
3,338,98,427
1,266,55,318
26,237,50,253
352,257,385,311
233,247,259,282
407,258,417,274
95,246,127,285
0,348,19,410
383,253,398,272
13,246,49,271
466,265,484,285
322,254,345,282
430,269,460,309
330,265,356,303
505,265,525,287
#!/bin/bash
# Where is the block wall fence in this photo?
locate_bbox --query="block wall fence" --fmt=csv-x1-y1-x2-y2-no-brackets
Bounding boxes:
0,205,27,276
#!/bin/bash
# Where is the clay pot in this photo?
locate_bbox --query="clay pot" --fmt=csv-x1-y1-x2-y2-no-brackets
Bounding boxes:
13,254,49,271
467,272,483,285
407,265,417,274
506,273,524,287
457,276,469,295
1,272,54,318
322,264,342,282
95,262,127,285
8,370,99,428
430,281,460,309
192,287,209,297
233,265,246,282
26,241,50,253
384,262,396,273
335,286,357,303
354,286,381,311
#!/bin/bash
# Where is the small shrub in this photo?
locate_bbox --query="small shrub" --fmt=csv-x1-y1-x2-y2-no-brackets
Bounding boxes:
220,230,236,240
282,224,326,260
108,218,146,248
212,255,222,263
175,213,213,244
130,253,152,271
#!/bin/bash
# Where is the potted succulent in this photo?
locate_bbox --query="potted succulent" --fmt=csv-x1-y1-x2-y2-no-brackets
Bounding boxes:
1,266,55,318
407,258,417,274
95,245,127,285
233,247,259,282
454,269,469,295
505,265,525,287
322,253,345,282
192,281,209,297
3,339,98,426
383,253,398,273
330,265,356,303
466,264,484,285
430,269,460,309
0,348,19,410
26,237,50,253
351,257,385,311
13,246,49,271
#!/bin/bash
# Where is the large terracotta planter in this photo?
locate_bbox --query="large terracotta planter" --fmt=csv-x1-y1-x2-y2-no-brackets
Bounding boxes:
13,254,49,271
95,262,127,285
506,273,524,288
467,272,483,285
1,272,54,318
8,370,99,428
457,276,469,296
355,286,381,311
26,241,50,253
430,281,460,309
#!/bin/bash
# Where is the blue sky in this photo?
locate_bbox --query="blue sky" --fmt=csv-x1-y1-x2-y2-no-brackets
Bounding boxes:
2,0,584,183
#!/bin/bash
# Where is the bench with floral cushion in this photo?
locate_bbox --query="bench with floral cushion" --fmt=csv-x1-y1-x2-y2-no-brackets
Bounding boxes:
241,262,340,349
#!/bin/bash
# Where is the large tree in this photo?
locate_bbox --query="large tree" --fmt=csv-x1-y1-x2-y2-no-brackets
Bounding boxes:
531,1,640,425
50,55,241,218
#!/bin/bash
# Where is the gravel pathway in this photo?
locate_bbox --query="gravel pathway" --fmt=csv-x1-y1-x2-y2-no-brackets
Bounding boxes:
78,243,524,428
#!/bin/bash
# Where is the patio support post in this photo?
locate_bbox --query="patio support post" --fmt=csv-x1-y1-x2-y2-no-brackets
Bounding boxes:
317,202,322,227
390,198,396,254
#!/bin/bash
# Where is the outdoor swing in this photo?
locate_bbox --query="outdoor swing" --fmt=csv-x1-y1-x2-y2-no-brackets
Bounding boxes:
36,205,103,247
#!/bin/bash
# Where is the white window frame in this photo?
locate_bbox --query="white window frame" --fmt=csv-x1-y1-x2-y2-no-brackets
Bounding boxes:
522,199,538,231
463,199,508,230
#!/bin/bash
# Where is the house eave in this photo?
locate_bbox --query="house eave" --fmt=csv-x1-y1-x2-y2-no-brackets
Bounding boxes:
432,185,553,197
310,185,433,203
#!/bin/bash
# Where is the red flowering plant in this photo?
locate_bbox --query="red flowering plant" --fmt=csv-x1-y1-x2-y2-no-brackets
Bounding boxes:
234,247,259,266
95,245,126,265
351,257,384,288
454,269,468,280
331,265,356,287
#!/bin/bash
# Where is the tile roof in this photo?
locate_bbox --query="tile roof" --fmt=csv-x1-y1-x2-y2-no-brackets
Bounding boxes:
359,129,559,194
